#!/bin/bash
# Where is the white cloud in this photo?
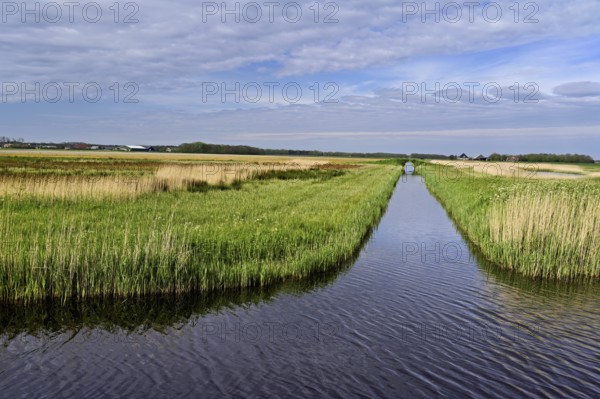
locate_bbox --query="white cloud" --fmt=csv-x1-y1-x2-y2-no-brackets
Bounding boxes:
1,0,600,83
553,82,600,97
2,0,600,156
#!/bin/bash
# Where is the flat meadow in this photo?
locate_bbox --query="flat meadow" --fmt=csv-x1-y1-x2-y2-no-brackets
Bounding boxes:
430,159,600,179
0,150,400,304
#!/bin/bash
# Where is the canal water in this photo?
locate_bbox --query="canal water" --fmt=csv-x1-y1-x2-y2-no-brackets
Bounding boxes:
1,175,599,398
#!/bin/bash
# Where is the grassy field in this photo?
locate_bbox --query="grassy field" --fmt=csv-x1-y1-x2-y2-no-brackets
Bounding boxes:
0,158,319,199
0,154,401,304
422,163,600,280
431,160,600,179
0,149,380,163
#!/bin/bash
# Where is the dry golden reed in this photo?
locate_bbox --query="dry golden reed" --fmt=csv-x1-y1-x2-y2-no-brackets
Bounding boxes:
0,162,314,200
488,185,600,278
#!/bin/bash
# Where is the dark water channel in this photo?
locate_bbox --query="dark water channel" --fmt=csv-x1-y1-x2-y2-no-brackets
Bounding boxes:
1,175,599,398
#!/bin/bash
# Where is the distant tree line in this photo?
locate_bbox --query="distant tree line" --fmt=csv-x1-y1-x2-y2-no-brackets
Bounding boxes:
177,142,265,155
487,153,594,163
176,142,450,159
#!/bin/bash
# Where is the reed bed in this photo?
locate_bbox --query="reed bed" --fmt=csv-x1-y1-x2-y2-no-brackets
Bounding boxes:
0,164,401,304
423,165,600,279
489,185,600,278
0,174,148,199
0,162,311,200
154,162,307,187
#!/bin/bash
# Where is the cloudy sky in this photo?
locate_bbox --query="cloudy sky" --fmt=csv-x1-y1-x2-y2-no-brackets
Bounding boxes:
1,0,600,157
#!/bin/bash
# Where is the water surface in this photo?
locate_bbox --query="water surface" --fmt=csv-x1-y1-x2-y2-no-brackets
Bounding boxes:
1,175,599,398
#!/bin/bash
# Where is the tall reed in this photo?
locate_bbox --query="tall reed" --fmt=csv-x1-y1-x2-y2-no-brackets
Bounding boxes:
0,165,401,304
424,165,600,279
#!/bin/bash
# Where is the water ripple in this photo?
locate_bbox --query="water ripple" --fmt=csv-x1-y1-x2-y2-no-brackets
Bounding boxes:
1,176,599,398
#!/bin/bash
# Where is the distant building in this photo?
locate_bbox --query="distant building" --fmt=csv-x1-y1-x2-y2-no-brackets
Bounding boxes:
458,153,470,160
507,156,520,162
474,154,488,161
120,145,151,152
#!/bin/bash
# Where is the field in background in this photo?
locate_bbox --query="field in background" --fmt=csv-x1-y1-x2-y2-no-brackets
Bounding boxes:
0,149,380,163
430,160,600,179
0,153,401,304
0,152,357,199
0,162,318,199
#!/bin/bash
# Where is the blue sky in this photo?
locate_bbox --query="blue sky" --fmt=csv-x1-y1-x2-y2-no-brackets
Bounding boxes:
1,0,599,157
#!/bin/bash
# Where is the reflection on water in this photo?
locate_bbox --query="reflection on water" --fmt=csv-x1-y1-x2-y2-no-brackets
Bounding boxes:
449,212,600,297
1,175,599,398
0,267,348,339
476,248,600,297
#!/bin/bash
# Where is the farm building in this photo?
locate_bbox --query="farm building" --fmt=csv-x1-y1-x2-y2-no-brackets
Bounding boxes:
458,153,469,160
474,154,488,161
119,145,153,152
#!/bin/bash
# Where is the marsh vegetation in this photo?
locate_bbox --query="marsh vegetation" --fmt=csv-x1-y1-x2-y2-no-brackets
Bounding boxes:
422,163,600,279
0,154,401,304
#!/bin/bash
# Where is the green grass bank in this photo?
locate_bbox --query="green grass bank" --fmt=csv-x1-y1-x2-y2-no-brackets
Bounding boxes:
0,165,401,304
421,164,600,280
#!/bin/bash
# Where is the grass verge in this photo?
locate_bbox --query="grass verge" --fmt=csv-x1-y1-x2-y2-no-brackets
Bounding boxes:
0,165,401,304
422,164,600,280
